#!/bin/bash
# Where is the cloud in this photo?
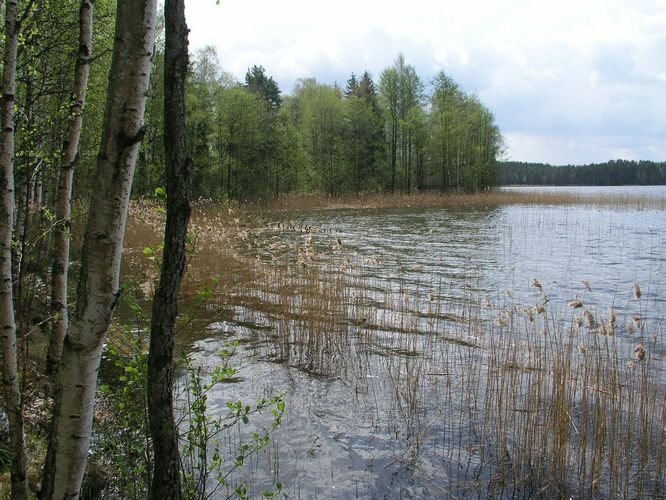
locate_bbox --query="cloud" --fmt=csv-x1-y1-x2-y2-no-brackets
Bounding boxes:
506,131,666,165
185,0,666,164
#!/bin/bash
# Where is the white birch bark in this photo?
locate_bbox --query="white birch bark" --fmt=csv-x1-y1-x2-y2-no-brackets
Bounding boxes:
40,1,158,497
47,0,94,376
0,0,28,497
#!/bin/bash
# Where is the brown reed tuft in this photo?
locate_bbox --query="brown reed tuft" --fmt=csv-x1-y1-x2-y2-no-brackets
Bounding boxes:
531,278,543,292
633,343,646,361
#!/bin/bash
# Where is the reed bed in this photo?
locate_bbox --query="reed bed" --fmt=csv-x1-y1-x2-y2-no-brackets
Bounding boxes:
242,190,666,211
122,198,666,497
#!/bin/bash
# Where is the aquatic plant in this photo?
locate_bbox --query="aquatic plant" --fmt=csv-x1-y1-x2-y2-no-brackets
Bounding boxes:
120,198,665,497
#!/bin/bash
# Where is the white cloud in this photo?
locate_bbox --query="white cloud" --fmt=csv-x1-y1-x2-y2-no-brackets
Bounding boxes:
185,0,666,165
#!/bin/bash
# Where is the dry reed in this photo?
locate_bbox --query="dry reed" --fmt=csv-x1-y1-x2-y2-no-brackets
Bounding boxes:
241,190,666,211
120,199,666,497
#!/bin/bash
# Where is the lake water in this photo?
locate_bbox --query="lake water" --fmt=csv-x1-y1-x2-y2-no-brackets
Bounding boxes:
158,186,666,498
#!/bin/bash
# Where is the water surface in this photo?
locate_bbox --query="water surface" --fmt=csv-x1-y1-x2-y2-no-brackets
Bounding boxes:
162,186,666,497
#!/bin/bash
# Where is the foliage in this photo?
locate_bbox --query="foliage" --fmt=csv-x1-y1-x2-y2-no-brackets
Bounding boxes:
430,71,502,192
179,348,285,499
96,323,152,498
135,49,505,200
91,287,285,499
501,159,666,185
245,65,282,109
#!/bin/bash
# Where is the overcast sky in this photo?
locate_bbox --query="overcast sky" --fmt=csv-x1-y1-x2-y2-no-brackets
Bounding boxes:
185,0,666,165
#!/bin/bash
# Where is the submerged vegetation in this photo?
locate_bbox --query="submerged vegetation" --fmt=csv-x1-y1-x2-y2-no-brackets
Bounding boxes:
117,195,666,497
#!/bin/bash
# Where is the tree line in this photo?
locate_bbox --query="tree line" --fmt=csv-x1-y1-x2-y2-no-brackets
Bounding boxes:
501,159,666,186
135,47,504,199
0,3,504,213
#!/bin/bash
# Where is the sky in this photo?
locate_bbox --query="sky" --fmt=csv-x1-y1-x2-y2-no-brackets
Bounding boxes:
185,0,666,165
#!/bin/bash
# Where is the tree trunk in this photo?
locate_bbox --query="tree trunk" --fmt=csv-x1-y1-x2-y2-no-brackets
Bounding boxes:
1,0,28,497
47,0,94,377
0,0,28,497
148,0,191,497
390,121,397,192
40,1,158,497
0,1,27,498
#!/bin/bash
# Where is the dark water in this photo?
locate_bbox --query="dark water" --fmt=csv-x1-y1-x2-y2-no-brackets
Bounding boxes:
175,187,666,498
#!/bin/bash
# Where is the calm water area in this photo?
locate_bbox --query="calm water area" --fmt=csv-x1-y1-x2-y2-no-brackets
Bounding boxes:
135,186,666,497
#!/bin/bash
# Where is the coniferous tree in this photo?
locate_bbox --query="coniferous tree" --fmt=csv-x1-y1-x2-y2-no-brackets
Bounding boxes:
344,72,358,98
245,64,282,109
343,71,384,190
358,71,378,107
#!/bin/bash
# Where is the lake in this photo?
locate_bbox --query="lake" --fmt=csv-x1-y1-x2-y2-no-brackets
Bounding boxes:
123,186,666,498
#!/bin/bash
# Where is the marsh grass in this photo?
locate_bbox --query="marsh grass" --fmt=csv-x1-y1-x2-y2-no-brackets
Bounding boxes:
122,197,666,497
243,190,666,211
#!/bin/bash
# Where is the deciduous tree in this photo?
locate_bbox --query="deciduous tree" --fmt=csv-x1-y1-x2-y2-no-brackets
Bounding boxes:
378,67,399,191
47,0,94,376
40,1,158,496
0,0,28,497
148,0,192,495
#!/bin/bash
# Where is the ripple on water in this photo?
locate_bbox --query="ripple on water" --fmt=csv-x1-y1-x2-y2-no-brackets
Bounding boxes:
173,197,665,497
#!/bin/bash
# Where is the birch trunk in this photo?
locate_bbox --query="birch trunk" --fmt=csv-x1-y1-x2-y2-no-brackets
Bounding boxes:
40,1,158,497
47,0,94,377
0,0,28,497
0,1,28,497
148,0,191,495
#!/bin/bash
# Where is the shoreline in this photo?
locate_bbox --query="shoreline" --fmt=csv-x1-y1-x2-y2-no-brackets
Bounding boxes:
199,189,666,212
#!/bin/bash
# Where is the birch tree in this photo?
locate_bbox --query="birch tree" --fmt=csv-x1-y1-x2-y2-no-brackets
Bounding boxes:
40,0,158,497
148,0,191,496
0,0,29,497
378,67,399,191
47,0,94,376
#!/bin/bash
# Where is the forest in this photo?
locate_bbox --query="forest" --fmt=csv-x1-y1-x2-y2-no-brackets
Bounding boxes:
9,5,505,204
501,159,666,185
134,49,505,198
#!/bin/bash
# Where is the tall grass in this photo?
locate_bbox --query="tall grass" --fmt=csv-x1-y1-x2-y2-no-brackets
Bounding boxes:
122,198,666,497
243,190,666,211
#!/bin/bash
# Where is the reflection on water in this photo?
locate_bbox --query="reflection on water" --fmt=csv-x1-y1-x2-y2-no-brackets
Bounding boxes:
252,203,664,336
127,190,666,497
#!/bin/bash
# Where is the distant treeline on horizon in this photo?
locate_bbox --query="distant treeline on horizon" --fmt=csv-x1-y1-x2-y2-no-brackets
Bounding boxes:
500,159,666,186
